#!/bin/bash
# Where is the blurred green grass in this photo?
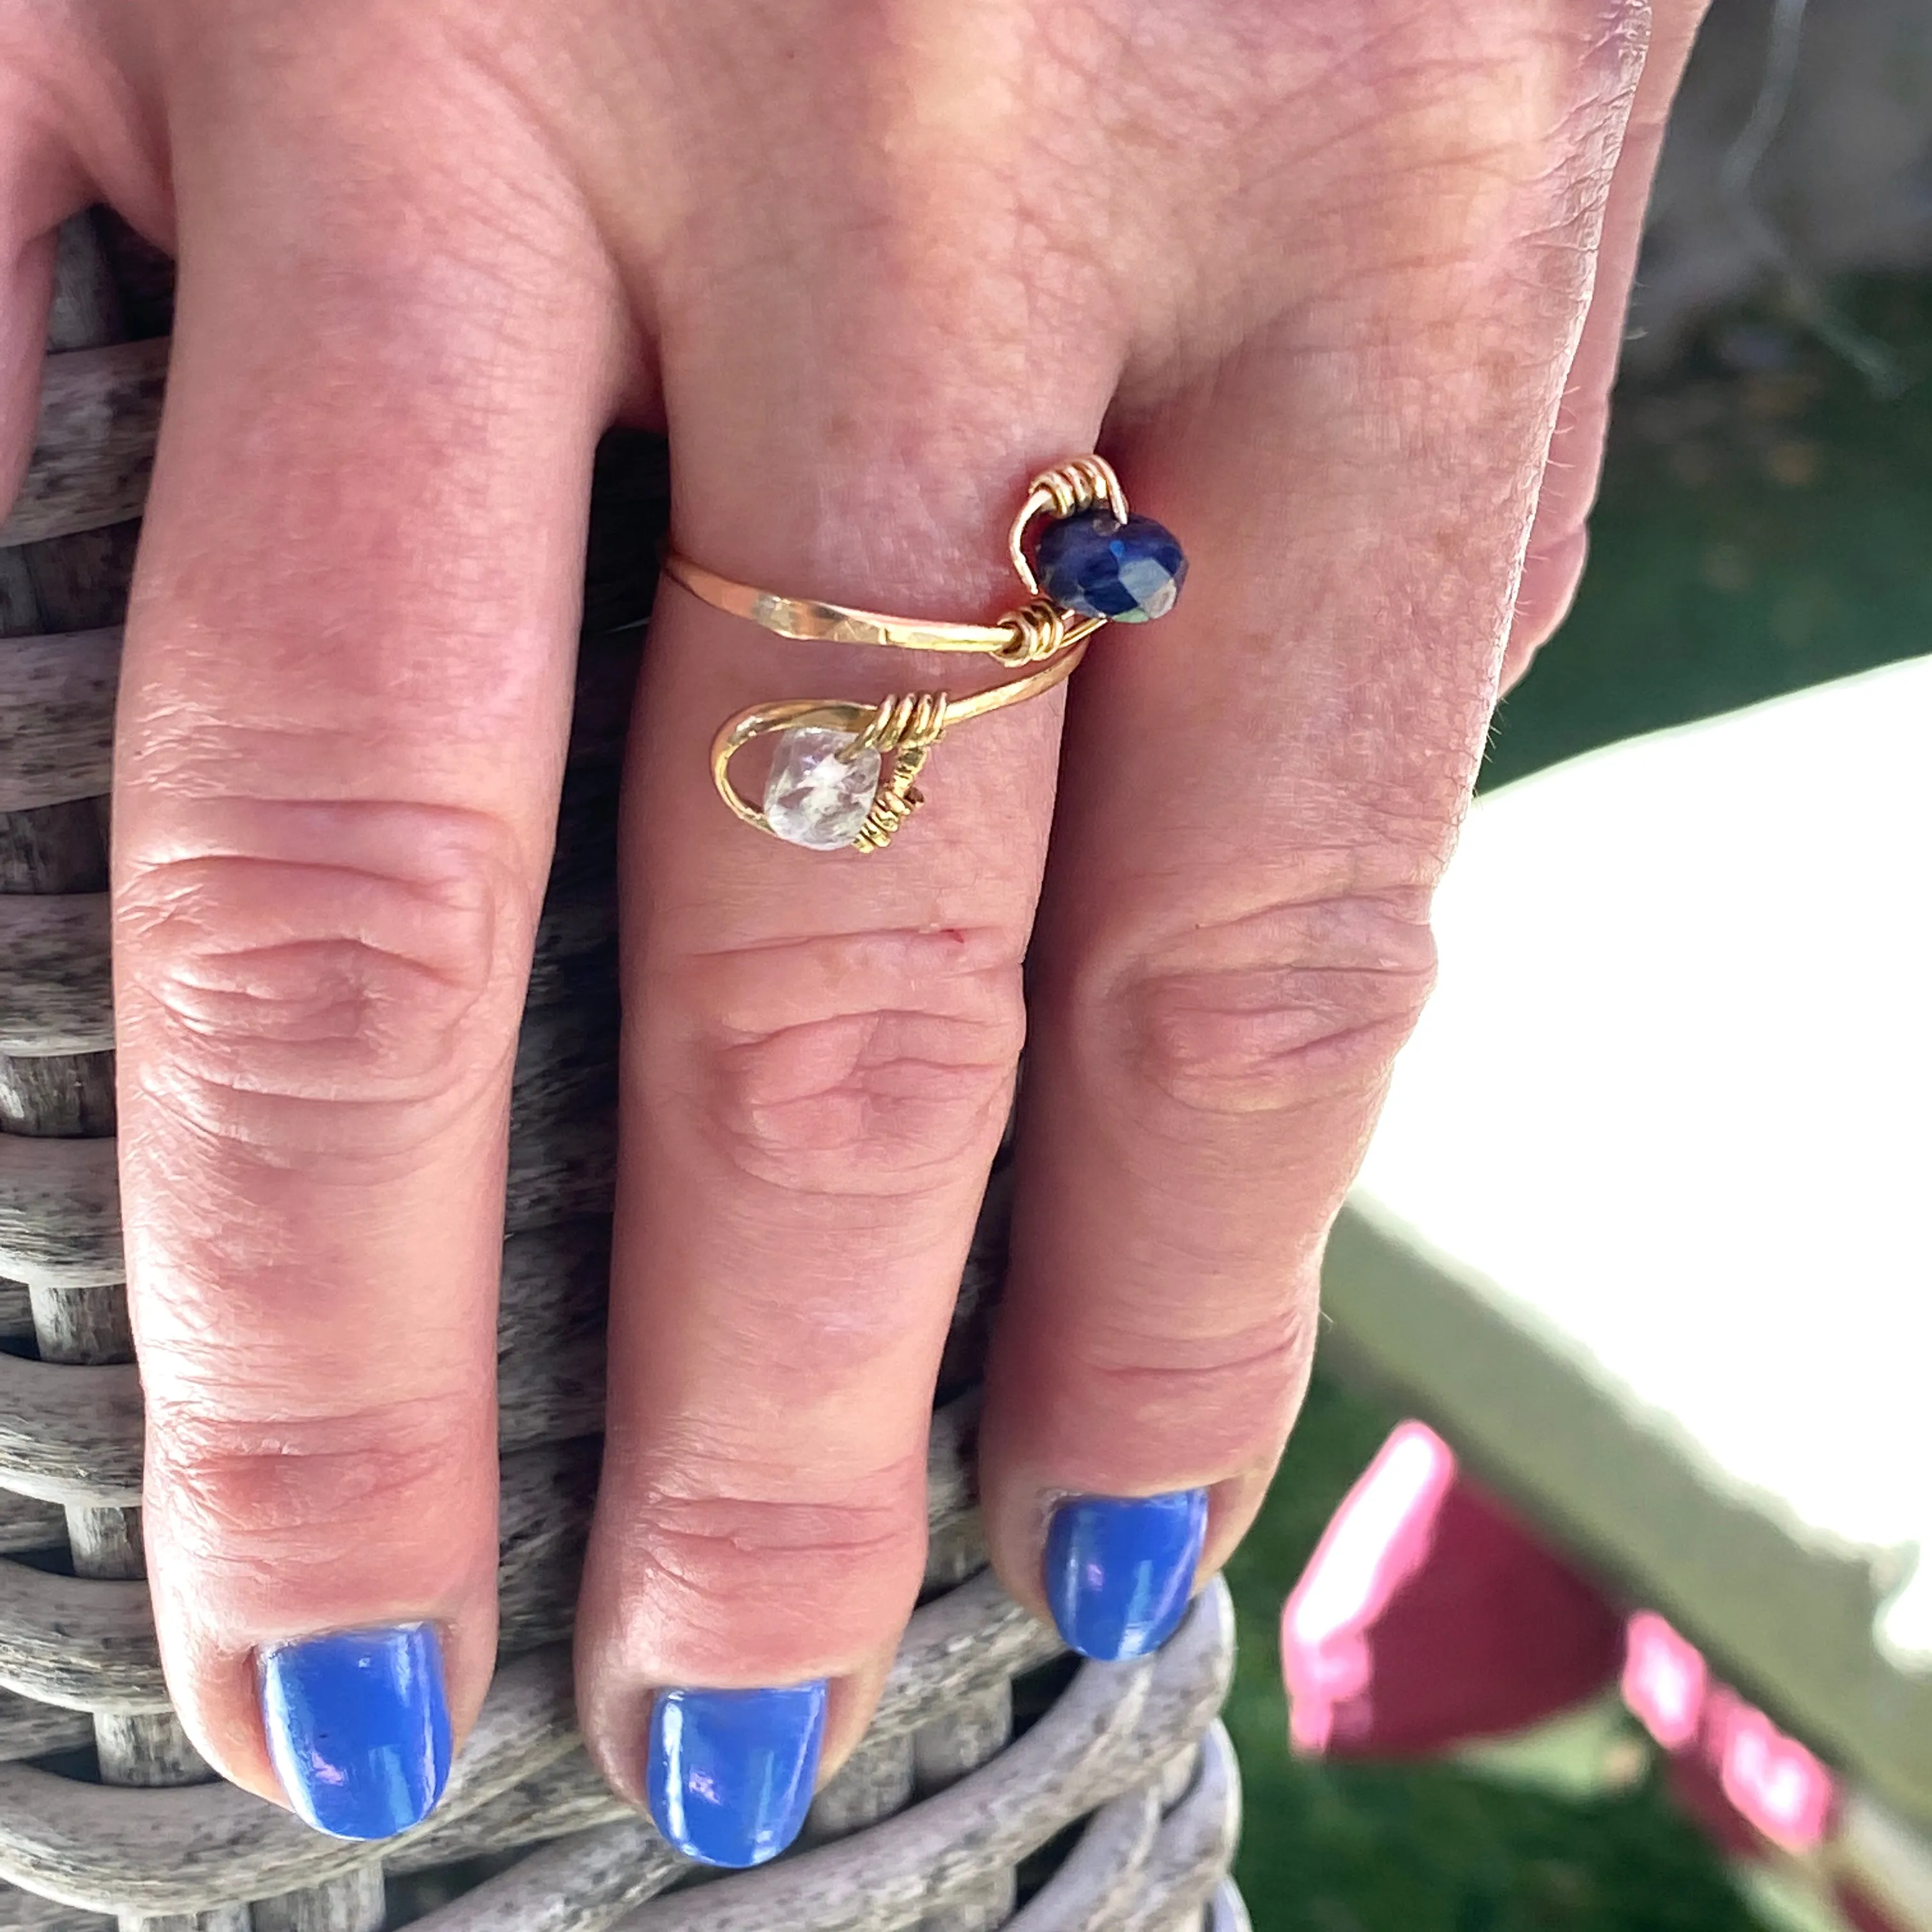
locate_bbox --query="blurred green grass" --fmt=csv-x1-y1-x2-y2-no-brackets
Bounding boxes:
1485,277,1932,791
1223,275,1932,1931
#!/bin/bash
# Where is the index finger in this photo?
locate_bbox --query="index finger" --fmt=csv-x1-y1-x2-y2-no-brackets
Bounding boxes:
113,103,619,1834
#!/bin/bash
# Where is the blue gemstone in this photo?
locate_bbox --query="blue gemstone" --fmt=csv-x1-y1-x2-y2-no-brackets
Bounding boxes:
1036,508,1187,623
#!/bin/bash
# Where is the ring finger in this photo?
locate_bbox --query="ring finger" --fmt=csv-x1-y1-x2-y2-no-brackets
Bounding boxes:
977,0,1698,1659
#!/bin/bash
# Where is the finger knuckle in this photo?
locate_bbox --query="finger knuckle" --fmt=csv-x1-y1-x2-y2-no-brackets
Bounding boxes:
119,806,530,1159
619,1476,926,1672
672,927,1025,1200
1081,1312,1315,1468
1103,891,1439,1119
148,1392,492,1596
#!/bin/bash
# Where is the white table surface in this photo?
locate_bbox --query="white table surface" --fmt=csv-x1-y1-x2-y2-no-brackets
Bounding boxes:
1326,654,1932,1813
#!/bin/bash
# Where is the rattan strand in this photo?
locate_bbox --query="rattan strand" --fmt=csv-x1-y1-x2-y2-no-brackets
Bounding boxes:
0,339,167,548
0,209,1243,1929
596,1589,1234,1932
0,625,118,813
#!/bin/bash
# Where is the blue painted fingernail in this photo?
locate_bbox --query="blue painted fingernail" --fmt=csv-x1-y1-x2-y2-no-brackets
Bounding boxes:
1045,1489,1209,1662
647,1682,827,1868
259,1625,452,1840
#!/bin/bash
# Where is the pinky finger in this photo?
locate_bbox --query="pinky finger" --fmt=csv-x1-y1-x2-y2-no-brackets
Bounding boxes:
1501,0,1707,689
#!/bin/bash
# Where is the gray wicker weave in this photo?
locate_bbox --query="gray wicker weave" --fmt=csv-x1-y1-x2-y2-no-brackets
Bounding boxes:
0,210,1244,1931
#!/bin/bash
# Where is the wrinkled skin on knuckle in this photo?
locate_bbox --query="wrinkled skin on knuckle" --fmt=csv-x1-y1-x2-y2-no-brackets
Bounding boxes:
693,1009,1020,1198
597,1471,928,1681
144,1391,495,1627
118,811,533,1163
1105,889,1439,1120
1068,1309,1317,1473
666,930,1025,1200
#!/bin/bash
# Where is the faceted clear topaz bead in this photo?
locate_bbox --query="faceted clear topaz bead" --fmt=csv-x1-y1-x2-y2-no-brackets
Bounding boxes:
763,726,881,849
1035,508,1187,623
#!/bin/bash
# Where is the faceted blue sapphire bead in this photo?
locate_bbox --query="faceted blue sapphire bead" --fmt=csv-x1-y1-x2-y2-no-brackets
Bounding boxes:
1036,508,1187,623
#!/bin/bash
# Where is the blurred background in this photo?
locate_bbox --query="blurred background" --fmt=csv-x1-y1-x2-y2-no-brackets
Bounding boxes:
1220,0,1932,1924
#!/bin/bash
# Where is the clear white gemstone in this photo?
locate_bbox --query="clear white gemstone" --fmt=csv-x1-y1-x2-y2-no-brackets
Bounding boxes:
763,726,881,850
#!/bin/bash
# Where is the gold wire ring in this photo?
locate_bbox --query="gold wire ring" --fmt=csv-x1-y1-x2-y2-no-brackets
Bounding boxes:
669,454,1159,852
662,553,1023,655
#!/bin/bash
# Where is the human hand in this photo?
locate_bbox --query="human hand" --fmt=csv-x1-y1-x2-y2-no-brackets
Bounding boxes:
1,0,1703,1864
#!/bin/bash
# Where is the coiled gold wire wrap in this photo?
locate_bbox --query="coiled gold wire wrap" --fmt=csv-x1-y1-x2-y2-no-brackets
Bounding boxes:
850,745,934,853
990,597,1070,667
851,689,952,756
1008,455,1129,594
841,691,953,846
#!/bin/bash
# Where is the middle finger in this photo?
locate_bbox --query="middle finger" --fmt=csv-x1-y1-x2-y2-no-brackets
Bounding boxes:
572,272,1117,1865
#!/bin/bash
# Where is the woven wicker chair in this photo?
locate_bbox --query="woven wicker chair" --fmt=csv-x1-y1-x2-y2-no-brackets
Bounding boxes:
0,210,1245,1932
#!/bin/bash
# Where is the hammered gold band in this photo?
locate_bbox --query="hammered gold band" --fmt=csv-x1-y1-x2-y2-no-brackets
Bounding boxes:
666,454,1179,852
661,553,1106,661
